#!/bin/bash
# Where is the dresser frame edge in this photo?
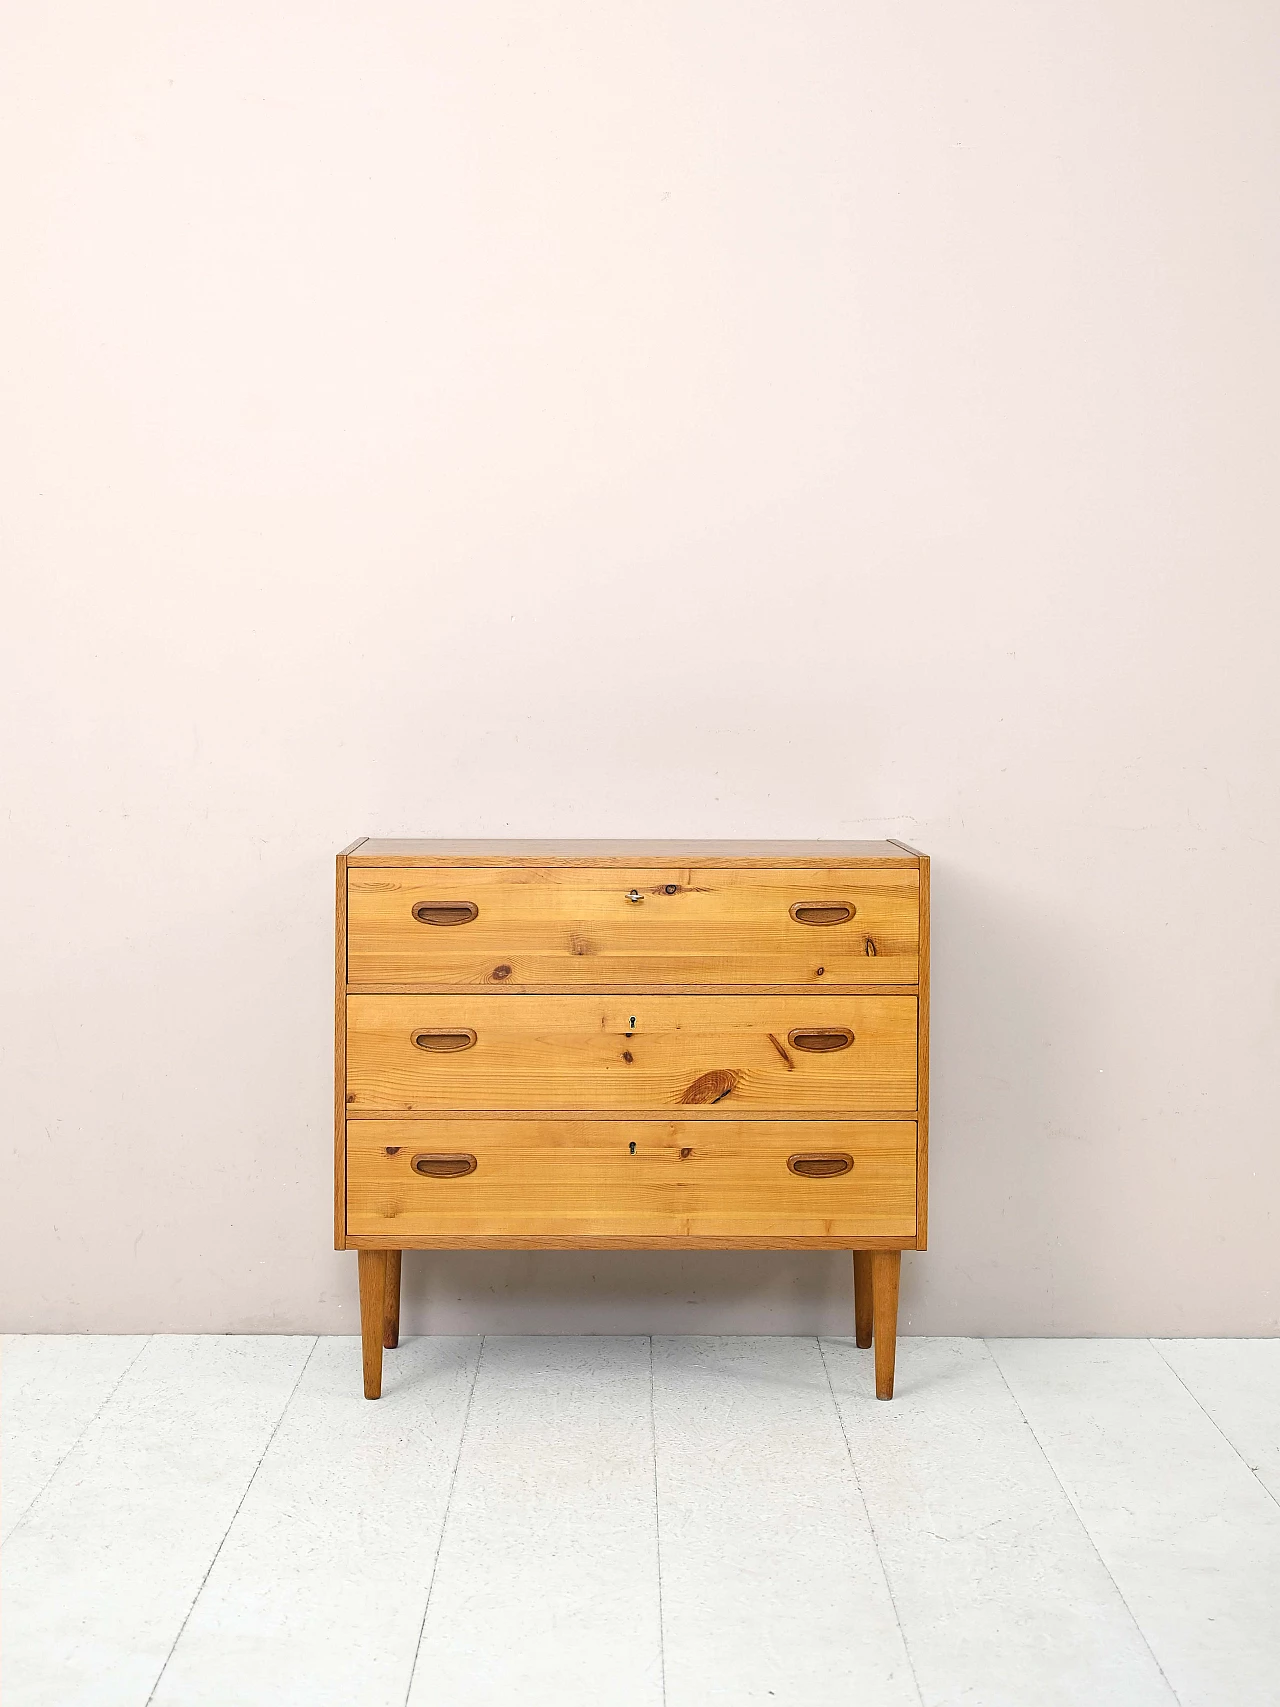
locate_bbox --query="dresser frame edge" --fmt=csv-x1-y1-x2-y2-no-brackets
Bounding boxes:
914,852,930,1250
342,1234,918,1251
335,840,367,1248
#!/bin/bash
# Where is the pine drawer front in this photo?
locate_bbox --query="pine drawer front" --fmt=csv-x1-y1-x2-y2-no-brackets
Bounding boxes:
346,866,919,990
345,993,918,1115
346,1119,918,1243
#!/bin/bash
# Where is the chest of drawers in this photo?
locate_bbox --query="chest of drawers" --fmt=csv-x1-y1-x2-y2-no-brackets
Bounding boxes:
336,839,929,1400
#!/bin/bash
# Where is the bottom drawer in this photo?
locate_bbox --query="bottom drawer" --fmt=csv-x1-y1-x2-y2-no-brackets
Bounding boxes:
346,1119,917,1243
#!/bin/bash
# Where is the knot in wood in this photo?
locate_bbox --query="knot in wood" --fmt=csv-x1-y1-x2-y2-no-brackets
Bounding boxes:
680,1068,740,1106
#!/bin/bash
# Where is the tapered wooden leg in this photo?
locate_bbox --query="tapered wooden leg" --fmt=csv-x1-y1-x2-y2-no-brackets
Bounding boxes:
871,1250,901,1400
383,1250,402,1350
358,1250,388,1399
852,1251,874,1349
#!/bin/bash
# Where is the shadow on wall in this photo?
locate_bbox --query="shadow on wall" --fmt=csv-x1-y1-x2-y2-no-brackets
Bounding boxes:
395,1247,865,1339
925,851,1151,1336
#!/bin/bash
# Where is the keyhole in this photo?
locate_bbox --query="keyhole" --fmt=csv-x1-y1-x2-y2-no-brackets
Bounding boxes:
629,1141,637,1155
629,1016,636,1029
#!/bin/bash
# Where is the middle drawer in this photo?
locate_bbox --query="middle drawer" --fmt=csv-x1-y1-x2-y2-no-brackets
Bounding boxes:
346,994,918,1114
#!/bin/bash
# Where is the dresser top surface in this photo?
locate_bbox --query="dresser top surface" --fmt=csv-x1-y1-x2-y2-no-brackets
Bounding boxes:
342,838,923,867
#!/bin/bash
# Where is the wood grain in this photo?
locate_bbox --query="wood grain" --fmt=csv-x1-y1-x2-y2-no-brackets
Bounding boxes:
345,1233,914,1250
853,1250,874,1349
334,844,364,1250
357,1248,387,1399
347,866,919,989
346,1119,917,1241
347,839,918,866
915,853,930,1249
872,1249,901,1400
382,1249,401,1350
345,994,918,1115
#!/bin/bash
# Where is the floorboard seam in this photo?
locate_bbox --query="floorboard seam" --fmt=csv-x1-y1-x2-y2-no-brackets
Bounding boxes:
142,1335,319,1707
1149,1340,1280,1512
817,1336,926,1707
1,1334,153,1550
648,1335,669,1707
402,1334,485,1707
982,1340,1184,1707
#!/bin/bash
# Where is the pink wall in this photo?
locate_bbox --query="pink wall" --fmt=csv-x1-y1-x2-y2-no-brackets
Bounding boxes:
3,2,1277,1333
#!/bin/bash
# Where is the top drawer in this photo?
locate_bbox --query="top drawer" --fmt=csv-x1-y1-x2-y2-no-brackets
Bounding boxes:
347,866,919,990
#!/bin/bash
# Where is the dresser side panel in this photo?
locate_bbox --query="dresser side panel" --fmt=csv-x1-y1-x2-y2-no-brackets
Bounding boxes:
915,853,930,1249
335,852,355,1248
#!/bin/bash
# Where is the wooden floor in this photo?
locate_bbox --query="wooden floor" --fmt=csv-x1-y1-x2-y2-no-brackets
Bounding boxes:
3,1335,1279,1706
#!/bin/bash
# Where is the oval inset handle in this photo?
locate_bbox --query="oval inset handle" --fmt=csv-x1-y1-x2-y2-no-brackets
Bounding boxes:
411,1028,477,1053
788,1152,854,1178
790,902,855,926
412,901,478,926
411,1153,477,1178
787,1026,854,1053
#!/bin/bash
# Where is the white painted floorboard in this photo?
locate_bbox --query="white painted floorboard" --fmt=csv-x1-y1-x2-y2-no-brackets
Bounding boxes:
4,1336,1279,1707
1154,1338,1280,1506
408,1335,664,1707
653,1336,916,1706
1,1335,150,1543
990,1338,1280,1707
822,1336,1175,1707
149,1336,482,1707
2,1336,314,1707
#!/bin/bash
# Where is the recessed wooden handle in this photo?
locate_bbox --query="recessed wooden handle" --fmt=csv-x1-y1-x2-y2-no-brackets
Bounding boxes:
790,902,855,926
411,1028,477,1052
411,1153,477,1178
788,1153,854,1178
412,901,479,926
787,1026,854,1053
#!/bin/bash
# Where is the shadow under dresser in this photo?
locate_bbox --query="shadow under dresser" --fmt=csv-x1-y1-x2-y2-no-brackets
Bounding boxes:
336,839,929,1399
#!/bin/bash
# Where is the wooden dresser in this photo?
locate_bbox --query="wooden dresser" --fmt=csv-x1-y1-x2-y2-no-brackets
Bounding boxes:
336,839,929,1400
